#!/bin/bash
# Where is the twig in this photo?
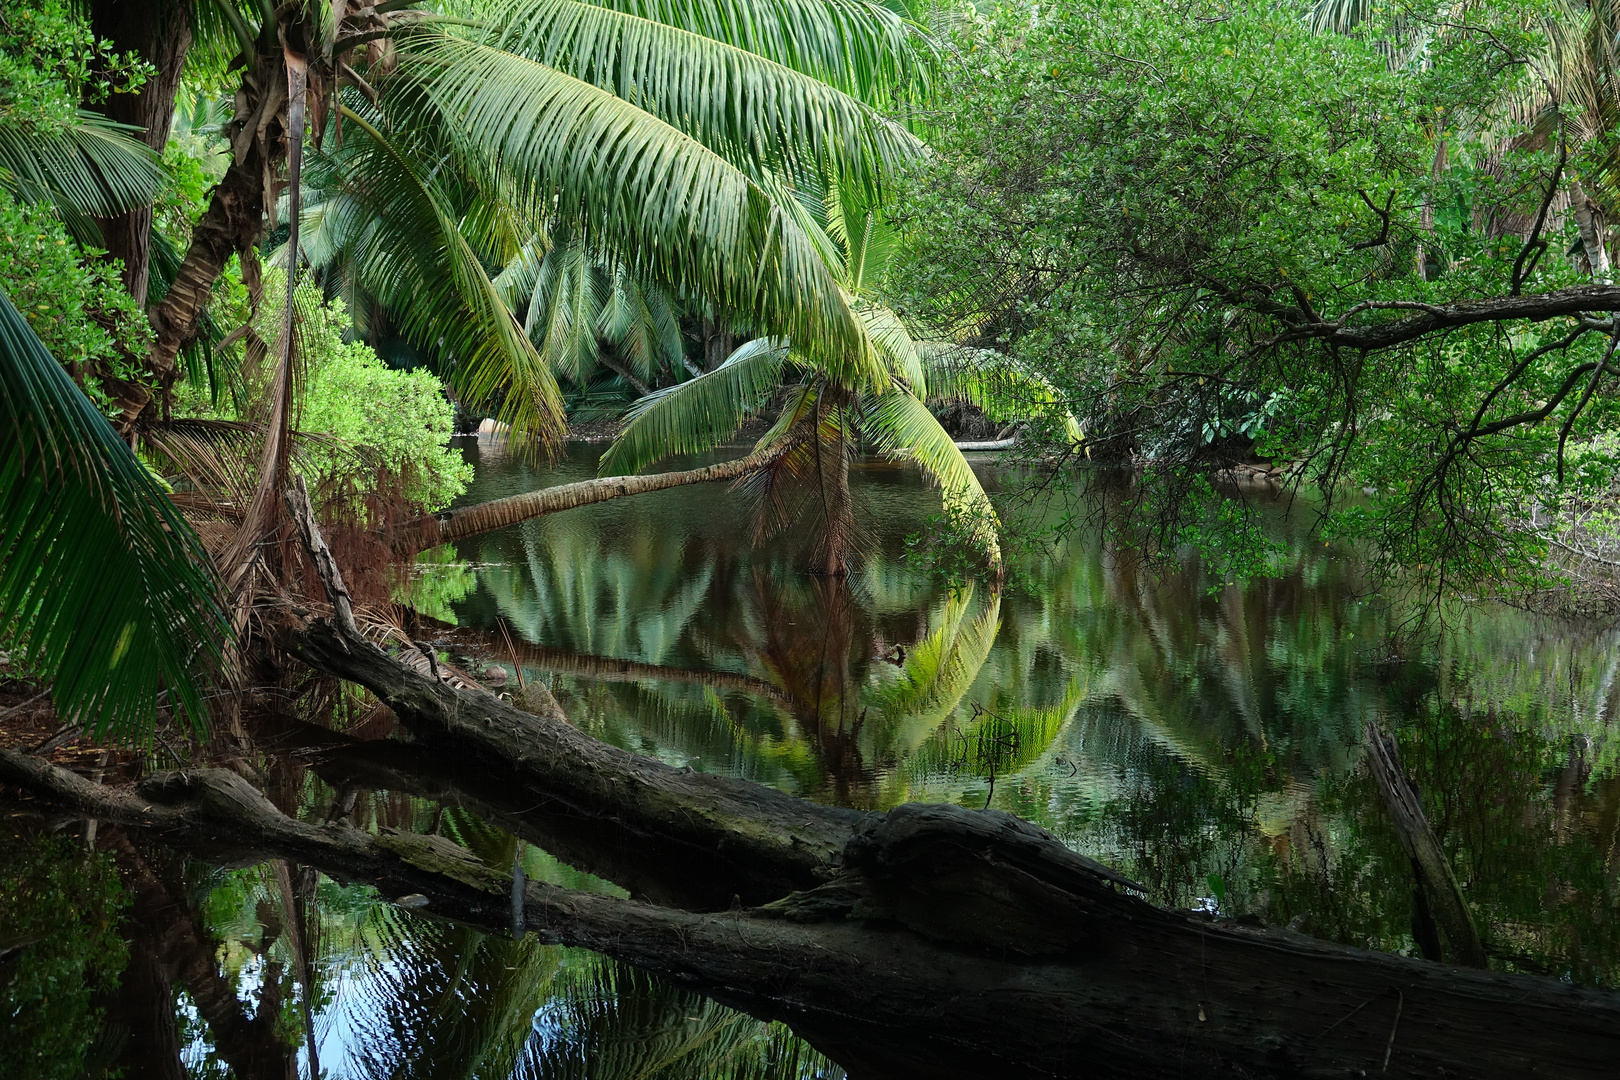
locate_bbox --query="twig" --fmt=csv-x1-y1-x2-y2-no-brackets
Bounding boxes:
1,690,50,723
1381,991,1404,1072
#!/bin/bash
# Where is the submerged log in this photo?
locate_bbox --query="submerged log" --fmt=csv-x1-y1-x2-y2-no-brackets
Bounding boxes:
4,748,1619,1080
1364,723,1488,968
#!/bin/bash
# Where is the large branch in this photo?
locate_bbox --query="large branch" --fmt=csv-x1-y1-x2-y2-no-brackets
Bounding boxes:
284,616,867,904
391,440,789,550
1284,285,1620,352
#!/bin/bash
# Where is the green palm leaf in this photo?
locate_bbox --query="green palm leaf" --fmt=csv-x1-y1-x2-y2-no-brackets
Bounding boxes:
526,237,607,383
325,107,567,445
0,110,166,225
597,263,684,383
402,34,881,383
485,0,923,189
863,385,1001,565
0,287,227,742
579,0,925,102
598,337,792,474
861,303,926,393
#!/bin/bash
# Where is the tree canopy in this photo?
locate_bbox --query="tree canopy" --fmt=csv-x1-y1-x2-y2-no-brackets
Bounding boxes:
893,0,1620,605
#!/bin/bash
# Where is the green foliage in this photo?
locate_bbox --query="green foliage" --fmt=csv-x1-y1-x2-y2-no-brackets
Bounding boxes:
282,285,474,511
0,832,129,1080
0,0,150,131
1,284,227,741
0,190,154,414
893,0,1620,600
0,0,165,225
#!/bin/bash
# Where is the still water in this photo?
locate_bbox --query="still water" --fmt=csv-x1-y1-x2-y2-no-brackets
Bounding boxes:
5,441,1619,1078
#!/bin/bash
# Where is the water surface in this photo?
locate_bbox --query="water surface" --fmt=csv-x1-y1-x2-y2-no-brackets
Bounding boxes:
5,442,1618,1077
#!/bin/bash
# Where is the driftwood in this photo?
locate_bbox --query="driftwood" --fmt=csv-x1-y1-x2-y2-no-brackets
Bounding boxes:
1364,723,1488,968
5,746,1620,1080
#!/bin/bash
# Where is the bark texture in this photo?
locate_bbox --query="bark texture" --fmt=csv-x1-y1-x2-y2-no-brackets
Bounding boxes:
87,0,192,306
136,42,288,422
5,750,1620,1080
285,617,867,904
1364,723,1488,968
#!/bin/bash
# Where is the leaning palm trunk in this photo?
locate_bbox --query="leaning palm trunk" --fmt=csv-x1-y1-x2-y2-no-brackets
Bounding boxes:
126,40,292,425
391,440,792,551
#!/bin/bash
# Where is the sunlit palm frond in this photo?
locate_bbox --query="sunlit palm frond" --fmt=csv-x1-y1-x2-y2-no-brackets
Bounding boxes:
825,181,899,295
0,287,227,742
598,337,792,474
327,107,566,446
861,303,925,393
401,34,879,382
0,111,166,226
863,385,1001,565
580,0,926,104
485,0,923,191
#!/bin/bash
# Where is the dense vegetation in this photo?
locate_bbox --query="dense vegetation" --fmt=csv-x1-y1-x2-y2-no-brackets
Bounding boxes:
895,0,1620,604
4,2,1620,1070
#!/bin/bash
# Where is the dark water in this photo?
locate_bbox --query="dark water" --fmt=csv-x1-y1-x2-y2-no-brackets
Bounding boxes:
6,441,1619,1078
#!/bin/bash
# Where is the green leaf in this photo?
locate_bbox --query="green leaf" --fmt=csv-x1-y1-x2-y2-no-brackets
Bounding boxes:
863,384,1001,565
0,286,227,742
598,336,792,474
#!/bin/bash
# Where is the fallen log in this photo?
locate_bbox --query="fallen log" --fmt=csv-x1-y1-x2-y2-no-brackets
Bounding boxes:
284,617,868,904
4,749,1619,1080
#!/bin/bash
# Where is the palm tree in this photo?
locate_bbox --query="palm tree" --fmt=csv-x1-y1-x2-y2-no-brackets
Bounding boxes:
0,286,227,742
134,0,928,439
595,183,1073,573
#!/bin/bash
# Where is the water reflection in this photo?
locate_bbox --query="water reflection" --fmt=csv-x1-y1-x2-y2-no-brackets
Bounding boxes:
438,442,1620,982
5,442,1620,1079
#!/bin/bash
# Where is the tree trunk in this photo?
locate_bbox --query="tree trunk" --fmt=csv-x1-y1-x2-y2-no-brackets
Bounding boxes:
392,440,789,551
5,750,1620,1080
131,44,288,423
285,617,866,904
87,0,192,306
1570,180,1612,282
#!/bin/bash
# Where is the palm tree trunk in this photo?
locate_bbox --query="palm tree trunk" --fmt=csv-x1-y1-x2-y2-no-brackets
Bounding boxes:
87,0,192,306
123,43,289,424
392,440,789,551
811,395,853,577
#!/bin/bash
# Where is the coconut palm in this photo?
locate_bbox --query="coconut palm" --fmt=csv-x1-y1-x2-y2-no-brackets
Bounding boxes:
596,183,1079,573
213,0,929,449
0,285,227,742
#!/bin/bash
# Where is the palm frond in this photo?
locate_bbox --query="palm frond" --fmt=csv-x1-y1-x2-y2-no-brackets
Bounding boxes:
485,0,923,191
326,106,566,446
1308,0,1374,35
578,0,927,103
0,111,167,223
0,287,227,742
597,264,684,383
401,34,881,383
861,303,925,393
863,385,1001,565
526,237,606,383
597,336,791,474
920,344,1077,440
